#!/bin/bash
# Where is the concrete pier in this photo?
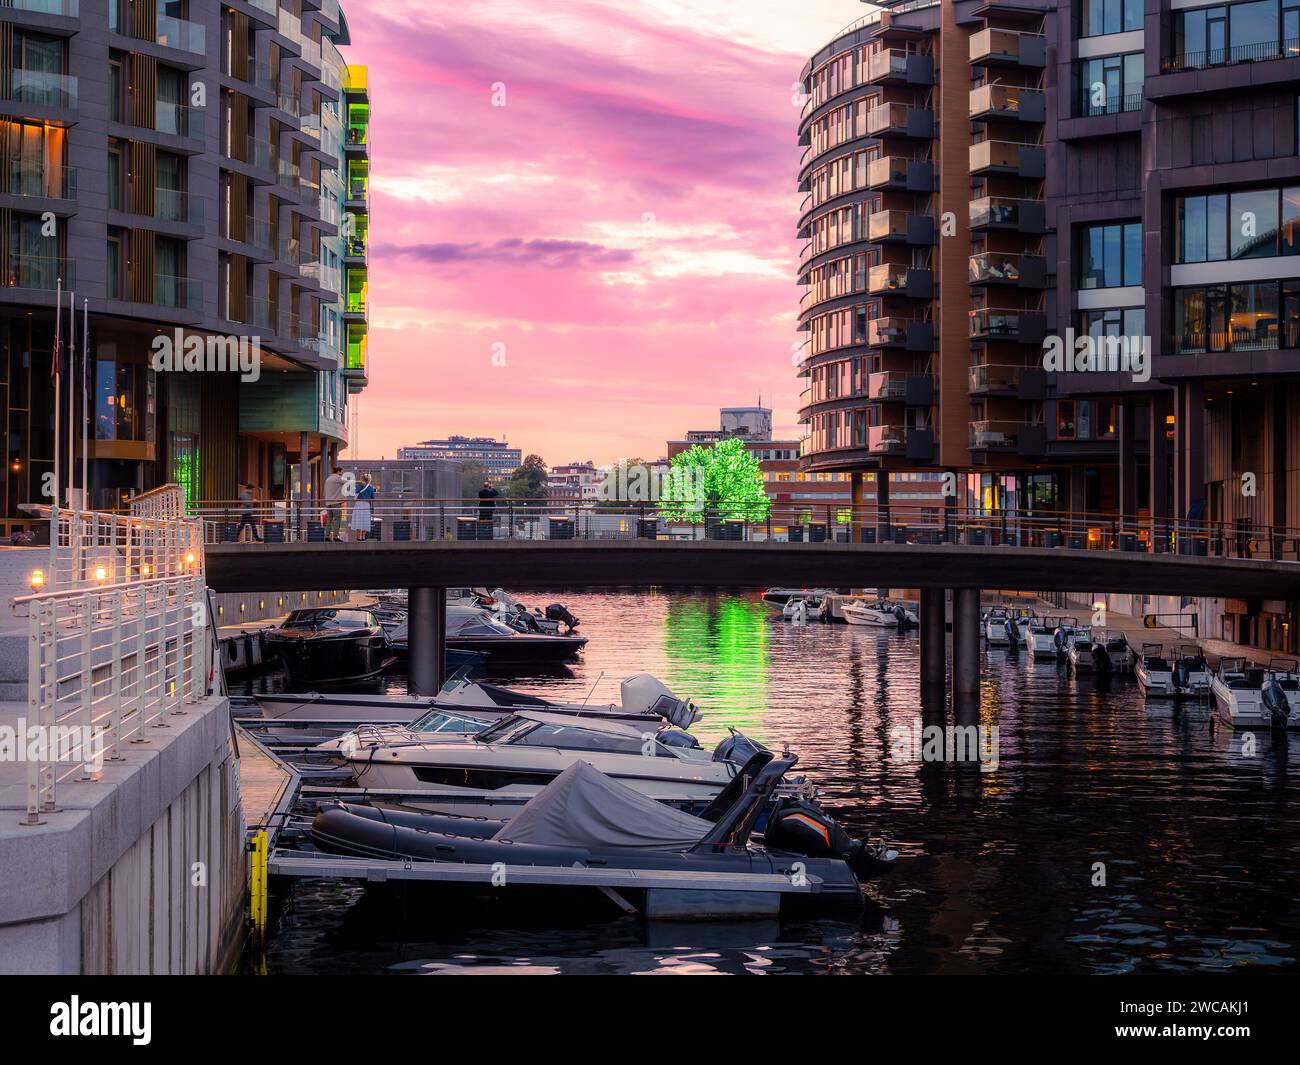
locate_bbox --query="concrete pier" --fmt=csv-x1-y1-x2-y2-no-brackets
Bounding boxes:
407,585,447,695
953,587,982,695
919,587,946,690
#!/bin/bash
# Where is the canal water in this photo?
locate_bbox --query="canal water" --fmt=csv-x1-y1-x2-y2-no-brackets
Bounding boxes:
253,590,1300,975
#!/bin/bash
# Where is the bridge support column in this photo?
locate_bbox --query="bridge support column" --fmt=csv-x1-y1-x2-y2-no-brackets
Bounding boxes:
919,587,946,690
953,587,981,696
408,586,446,695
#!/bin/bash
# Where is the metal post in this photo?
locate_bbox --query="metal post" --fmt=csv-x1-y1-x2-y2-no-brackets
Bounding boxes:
919,587,946,691
408,585,446,695
953,587,981,696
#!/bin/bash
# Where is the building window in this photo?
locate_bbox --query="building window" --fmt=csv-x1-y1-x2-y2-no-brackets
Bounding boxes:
1078,222,1142,288
1171,0,1300,70
1172,281,1292,352
1081,0,1143,35
1175,184,1300,262
1078,53,1144,115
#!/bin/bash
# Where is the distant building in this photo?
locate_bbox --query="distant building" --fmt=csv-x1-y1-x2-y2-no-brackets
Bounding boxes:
339,458,460,502
548,461,602,503
397,436,523,483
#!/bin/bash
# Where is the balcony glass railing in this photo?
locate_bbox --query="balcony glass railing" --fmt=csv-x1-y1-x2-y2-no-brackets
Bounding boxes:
867,50,911,82
9,0,78,13
1078,91,1143,117
226,135,277,171
970,420,1025,450
156,13,206,55
224,218,274,252
969,252,1033,284
227,296,272,329
867,156,910,188
1164,37,1300,73
865,102,914,135
969,308,1032,338
229,58,276,94
152,275,202,311
155,101,205,139
868,263,914,293
969,196,1030,229
868,210,920,241
868,317,914,347
969,28,1043,64
969,83,1041,117
969,140,1038,173
867,372,908,401
868,425,906,454
277,92,302,117
7,160,76,199
1,254,72,291
153,188,206,225
968,364,1022,392
7,69,77,108
346,179,368,204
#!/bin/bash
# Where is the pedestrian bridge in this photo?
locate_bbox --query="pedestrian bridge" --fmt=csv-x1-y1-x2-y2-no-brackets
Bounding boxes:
204,537,1299,600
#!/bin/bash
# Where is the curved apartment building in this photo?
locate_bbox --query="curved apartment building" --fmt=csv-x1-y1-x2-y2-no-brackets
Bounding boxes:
0,0,370,528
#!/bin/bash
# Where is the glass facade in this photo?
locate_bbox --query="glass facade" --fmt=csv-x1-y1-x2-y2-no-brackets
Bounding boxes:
1078,222,1142,288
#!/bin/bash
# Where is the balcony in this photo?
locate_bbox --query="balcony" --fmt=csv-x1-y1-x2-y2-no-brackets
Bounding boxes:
1163,37,1300,74
1,254,73,292
969,420,1024,451
968,363,1022,395
1077,91,1143,118
276,92,302,118
868,425,907,455
865,102,933,139
5,160,76,200
867,371,908,401
968,308,1046,342
345,178,369,209
6,69,77,109
155,101,205,140
868,317,933,351
223,217,274,253
155,13,206,55
226,295,273,329
969,84,1046,123
152,188,207,225
866,49,934,86
301,261,342,293
968,252,1046,288
869,210,934,245
969,140,1045,178
228,58,277,94
969,196,1046,234
225,134,277,173
868,263,933,298
969,28,1046,68
5,0,78,12
866,156,932,192
152,275,202,312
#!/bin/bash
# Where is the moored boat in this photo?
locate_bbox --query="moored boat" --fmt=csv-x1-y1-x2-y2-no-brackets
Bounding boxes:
1210,657,1300,729
265,607,391,686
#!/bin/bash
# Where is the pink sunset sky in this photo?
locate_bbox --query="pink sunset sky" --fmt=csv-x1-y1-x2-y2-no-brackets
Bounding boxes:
341,0,868,466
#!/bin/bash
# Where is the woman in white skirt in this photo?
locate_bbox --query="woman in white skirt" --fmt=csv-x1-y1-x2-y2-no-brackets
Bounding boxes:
350,473,375,541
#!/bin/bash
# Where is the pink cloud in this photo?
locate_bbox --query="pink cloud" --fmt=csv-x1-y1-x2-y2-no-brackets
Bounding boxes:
339,0,857,466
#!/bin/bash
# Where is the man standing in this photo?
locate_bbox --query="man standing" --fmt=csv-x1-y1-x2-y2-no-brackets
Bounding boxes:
477,479,499,530
324,464,346,541
236,483,262,543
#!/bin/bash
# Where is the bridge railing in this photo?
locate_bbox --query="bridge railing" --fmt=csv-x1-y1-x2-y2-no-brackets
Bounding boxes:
183,498,1300,561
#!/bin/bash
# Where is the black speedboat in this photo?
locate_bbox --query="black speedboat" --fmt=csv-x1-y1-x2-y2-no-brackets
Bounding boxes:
311,752,890,914
265,607,391,685
444,606,587,664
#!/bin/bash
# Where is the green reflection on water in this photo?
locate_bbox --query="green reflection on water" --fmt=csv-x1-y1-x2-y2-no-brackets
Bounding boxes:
661,593,769,742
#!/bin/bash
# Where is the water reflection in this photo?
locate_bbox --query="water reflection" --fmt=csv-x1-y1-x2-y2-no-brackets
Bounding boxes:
260,590,1300,974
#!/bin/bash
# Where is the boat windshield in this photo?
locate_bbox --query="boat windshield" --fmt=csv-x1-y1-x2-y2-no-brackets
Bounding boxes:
405,709,489,734
448,613,517,637
474,715,655,755
284,609,375,630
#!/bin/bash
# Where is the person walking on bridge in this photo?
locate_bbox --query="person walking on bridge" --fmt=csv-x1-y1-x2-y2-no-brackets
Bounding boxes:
477,479,499,530
324,465,345,541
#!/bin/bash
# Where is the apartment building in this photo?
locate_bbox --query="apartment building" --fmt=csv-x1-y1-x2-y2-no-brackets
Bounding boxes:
0,0,368,528
397,436,524,483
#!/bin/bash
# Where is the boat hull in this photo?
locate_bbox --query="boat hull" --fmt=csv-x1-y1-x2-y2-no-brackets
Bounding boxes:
267,631,390,686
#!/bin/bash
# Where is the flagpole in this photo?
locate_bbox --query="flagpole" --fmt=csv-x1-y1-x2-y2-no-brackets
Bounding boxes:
52,278,62,513
81,298,88,509
66,288,75,509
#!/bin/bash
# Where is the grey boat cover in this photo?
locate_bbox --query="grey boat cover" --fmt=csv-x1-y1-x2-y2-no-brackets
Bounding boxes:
496,761,708,850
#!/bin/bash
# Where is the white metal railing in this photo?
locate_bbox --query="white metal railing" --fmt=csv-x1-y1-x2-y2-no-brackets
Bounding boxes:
11,487,213,823
33,486,203,594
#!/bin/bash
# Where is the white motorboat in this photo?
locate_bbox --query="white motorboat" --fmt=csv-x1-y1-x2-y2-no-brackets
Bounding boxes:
984,607,1010,646
1136,643,1210,699
1067,633,1096,672
842,598,918,628
1024,616,1065,660
1070,630,1132,673
341,709,752,815
763,587,835,609
782,595,829,623
1210,657,1300,730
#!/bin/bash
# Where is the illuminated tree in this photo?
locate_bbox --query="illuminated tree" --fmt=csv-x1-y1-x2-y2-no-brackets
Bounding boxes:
659,437,769,523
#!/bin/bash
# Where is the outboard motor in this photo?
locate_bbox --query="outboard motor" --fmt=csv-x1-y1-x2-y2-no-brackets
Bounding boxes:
1172,659,1191,692
714,729,768,767
1005,618,1020,649
1092,643,1112,672
1261,678,1292,729
658,728,702,750
764,796,889,877
893,604,908,628
544,603,580,632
